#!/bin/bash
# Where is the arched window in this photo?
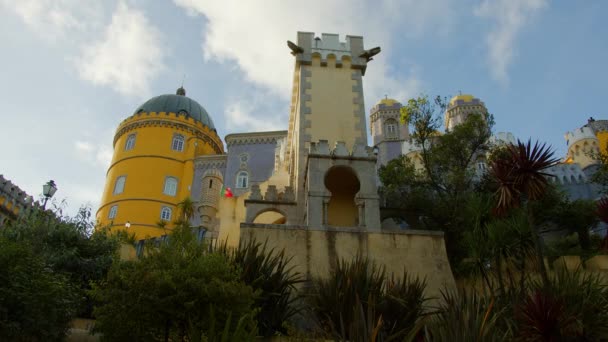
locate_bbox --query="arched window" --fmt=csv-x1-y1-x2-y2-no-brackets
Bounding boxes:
384,119,398,139
236,171,249,188
108,205,118,219
124,134,136,151
171,134,185,152
571,175,576,183
160,206,172,221
163,177,178,196
477,161,487,172
113,176,126,195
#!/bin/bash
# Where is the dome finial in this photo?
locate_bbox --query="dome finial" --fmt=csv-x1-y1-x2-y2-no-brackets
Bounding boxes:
176,74,186,96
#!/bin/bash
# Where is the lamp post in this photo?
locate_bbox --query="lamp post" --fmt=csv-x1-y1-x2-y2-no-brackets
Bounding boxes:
42,180,57,210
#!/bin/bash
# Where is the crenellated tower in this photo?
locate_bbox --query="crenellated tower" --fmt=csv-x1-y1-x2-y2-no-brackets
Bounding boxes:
284,32,379,222
370,97,409,165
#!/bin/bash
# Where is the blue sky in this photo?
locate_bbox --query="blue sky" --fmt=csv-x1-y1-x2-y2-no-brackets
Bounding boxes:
1,0,607,214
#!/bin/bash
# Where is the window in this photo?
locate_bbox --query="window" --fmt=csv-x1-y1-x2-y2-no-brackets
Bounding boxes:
384,119,398,139
163,177,178,196
236,171,249,188
171,134,185,152
113,176,126,194
160,207,172,221
209,179,213,188
125,134,136,151
108,205,118,219
477,161,486,172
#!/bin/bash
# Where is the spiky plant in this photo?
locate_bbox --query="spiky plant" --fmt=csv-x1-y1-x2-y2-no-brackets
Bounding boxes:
221,239,302,337
419,290,509,342
310,256,427,341
514,291,578,341
525,269,608,340
489,139,559,288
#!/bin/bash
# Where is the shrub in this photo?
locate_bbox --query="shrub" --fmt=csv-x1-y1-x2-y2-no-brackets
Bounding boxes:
310,255,426,341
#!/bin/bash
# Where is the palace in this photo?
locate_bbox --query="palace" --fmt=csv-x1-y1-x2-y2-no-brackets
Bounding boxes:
96,32,456,295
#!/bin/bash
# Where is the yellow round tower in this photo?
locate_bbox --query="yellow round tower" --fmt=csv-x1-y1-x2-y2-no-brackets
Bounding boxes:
96,87,224,239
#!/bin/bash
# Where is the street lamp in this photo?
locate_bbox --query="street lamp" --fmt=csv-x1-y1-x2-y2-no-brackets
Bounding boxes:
42,180,57,210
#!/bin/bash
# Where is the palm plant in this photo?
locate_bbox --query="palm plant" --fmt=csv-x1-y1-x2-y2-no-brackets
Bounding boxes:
177,197,196,222
489,139,559,288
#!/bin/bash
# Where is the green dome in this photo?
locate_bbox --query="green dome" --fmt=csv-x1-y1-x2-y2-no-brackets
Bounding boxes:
133,88,215,130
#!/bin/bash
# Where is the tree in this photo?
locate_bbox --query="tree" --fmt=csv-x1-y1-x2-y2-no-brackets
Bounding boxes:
489,139,560,288
0,236,78,341
379,94,494,264
91,224,257,341
1,207,121,318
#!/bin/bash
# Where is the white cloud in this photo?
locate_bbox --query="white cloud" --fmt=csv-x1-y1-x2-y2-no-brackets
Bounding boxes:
75,2,166,97
224,101,284,132
1,0,103,41
475,0,547,84
172,0,451,103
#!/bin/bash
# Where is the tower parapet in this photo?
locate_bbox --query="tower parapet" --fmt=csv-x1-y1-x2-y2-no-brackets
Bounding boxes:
565,126,599,169
291,32,375,74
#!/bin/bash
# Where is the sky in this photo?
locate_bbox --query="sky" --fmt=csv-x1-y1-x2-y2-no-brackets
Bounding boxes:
1,0,607,215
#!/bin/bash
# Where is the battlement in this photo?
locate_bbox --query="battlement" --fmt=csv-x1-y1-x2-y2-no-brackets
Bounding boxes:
565,126,597,149
0,175,40,222
370,100,402,114
308,140,375,159
293,32,375,74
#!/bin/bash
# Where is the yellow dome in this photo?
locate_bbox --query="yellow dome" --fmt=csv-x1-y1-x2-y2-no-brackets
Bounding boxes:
449,94,475,106
377,97,399,106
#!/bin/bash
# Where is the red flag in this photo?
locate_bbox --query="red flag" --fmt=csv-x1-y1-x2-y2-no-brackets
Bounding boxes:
220,186,233,198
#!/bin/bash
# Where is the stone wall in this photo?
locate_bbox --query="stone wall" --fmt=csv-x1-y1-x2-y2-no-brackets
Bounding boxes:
240,223,456,298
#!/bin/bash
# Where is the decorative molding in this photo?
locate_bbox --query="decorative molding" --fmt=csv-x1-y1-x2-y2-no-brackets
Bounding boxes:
225,131,288,147
114,119,223,154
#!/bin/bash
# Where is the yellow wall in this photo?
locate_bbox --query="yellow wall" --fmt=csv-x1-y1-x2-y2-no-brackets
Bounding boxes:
307,55,362,150
597,131,608,155
241,225,456,299
567,137,599,169
96,112,223,240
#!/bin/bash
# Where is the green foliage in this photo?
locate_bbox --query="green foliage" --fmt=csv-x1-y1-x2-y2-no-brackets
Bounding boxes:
0,207,120,323
0,236,78,341
419,291,509,342
381,95,495,264
221,239,303,337
91,225,257,341
310,256,427,341
526,269,608,340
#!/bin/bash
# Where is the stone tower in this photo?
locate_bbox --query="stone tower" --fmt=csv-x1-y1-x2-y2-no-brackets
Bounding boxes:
198,168,223,231
444,94,488,131
284,32,379,222
370,98,409,166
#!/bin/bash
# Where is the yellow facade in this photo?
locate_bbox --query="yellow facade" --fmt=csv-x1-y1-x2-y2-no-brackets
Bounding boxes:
597,131,608,155
97,108,223,239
